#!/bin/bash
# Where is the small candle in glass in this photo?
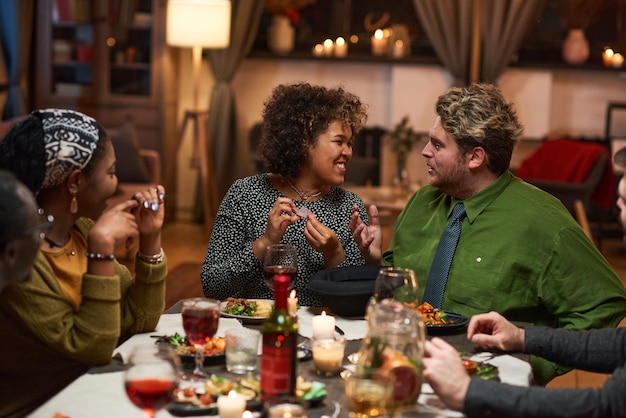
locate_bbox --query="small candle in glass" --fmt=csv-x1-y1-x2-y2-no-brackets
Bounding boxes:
612,53,624,68
312,335,347,376
217,390,246,418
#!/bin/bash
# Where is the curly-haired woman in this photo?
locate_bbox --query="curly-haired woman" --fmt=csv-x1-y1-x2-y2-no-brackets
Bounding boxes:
201,82,376,306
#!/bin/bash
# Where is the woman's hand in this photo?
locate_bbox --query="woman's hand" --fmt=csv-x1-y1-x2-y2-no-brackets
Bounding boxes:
131,185,165,235
253,197,299,260
131,185,165,256
303,215,345,268
349,204,382,264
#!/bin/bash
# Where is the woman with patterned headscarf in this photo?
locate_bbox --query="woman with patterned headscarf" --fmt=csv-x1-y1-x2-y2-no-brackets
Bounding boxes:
0,109,167,417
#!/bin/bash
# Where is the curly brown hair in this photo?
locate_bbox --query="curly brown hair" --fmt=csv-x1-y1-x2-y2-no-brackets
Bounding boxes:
259,82,368,177
436,83,523,175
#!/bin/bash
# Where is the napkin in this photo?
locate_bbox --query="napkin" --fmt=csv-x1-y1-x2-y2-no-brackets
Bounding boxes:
112,314,243,363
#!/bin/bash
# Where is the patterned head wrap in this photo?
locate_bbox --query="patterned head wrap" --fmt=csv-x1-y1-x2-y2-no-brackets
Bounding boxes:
35,109,100,189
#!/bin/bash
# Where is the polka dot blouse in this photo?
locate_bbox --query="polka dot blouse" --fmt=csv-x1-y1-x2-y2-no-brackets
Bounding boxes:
200,174,369,306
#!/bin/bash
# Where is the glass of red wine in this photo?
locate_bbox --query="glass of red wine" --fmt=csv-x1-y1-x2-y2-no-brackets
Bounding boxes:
124,343,179,418
181,297,221,379
263,244,298,290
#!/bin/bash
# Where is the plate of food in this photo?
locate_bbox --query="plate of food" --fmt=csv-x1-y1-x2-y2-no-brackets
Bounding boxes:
168,374,326,416
220,298,273,324
416,302,469,333
461,357,500,381
156,333,226,365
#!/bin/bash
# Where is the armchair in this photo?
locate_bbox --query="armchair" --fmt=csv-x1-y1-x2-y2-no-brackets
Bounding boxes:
516,138,613,243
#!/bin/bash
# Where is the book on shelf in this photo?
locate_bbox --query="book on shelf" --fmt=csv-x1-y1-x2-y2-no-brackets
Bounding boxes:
52,0,91,23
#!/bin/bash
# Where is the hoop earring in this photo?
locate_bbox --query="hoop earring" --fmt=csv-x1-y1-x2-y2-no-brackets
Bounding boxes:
70,190,78,214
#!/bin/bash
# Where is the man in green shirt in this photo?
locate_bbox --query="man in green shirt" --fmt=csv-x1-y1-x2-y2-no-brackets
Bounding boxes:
350,83,626,384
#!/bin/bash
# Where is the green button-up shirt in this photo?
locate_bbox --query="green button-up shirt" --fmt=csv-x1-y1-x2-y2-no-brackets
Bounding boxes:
383,171,626,384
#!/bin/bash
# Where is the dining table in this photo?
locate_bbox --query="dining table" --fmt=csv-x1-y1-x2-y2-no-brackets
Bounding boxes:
28,301,533,418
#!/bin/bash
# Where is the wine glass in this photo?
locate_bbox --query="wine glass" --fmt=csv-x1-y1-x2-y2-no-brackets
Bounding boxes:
373,267,419,309
124,343,180,418
181,297,221,379
263,244,298,290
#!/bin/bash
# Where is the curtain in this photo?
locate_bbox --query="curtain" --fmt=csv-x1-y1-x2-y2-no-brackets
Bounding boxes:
0,0,34,119
480,0,547,83
206,0,264,200
413,0,473,86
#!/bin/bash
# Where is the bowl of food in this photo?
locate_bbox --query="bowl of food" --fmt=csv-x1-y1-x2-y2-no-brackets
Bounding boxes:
308,265,381,317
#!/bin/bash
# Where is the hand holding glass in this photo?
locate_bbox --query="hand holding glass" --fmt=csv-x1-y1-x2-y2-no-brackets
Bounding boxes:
263,244,298,290
181,297,220,379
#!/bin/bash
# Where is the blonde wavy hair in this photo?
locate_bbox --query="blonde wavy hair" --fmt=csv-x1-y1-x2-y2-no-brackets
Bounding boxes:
436,83,523,175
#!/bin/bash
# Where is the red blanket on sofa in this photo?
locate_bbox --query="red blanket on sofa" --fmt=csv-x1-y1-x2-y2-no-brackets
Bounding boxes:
516,138,614,209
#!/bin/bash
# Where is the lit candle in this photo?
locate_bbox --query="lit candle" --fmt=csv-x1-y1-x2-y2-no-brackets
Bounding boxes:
603,47,614,67
242,411,253,418
217,390,246,418
334,37,348,58
288,289,298,316
312,336,347,376
323,38,334,57
392,39,404,58
612,53,624,68
312,310,335,339
312,43,324,57
371,29,387,56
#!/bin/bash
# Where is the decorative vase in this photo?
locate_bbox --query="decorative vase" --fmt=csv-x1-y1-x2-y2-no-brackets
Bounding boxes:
393,156,411,196
562,29,589,65
267,15,295,55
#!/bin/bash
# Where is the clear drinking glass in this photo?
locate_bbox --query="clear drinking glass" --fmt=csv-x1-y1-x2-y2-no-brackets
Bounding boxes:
373,267,419,309
345,371,395,418
181,297,221,379
124,343,180,418
263,244,298,290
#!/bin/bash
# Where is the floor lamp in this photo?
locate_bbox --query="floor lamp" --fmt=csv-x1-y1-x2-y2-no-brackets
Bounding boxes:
166,0,231,231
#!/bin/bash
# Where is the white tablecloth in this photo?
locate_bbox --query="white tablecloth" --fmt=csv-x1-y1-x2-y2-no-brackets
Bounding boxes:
29,312,533,418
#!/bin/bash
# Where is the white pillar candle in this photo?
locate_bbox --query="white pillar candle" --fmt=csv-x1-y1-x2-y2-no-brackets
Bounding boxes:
371,29,387,56
392,39,404,58
323,38,334,57
312,43,324,57
242,411,253,418
288,289,298,316
312,310,335,339
612,53,624,68
217,390,246,418
334,37,347,58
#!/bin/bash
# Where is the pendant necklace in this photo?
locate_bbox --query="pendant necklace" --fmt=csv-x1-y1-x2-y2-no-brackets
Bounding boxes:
43,235,76,256
283,177,322,201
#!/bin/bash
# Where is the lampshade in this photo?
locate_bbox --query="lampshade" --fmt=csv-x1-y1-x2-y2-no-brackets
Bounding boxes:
166,0,231,48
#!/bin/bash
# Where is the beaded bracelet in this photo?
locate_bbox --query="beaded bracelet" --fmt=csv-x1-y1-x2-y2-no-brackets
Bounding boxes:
85,252,115,261
137,248,164,264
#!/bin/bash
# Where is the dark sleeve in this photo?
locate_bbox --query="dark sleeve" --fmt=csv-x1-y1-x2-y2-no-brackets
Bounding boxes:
464,368,626,418
524,327,626,373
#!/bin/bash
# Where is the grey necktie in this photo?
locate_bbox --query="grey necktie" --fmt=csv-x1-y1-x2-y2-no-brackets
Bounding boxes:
423,202,467,308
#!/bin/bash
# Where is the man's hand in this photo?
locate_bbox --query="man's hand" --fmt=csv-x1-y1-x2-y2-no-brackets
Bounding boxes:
467,311,525,352
349,204,382,264
423,338,470,412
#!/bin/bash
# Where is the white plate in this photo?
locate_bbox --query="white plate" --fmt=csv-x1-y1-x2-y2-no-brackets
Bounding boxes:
220,299,273,324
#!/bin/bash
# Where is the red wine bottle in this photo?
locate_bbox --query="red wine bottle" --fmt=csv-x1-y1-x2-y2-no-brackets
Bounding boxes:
260,274,298,403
